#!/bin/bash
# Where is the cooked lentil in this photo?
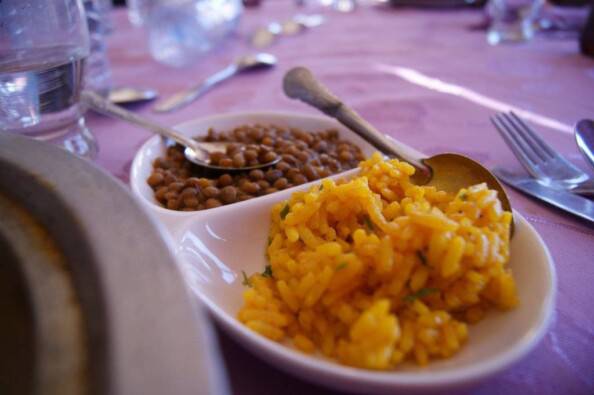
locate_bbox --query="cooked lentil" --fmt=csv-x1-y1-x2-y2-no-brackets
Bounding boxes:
148,124,365,211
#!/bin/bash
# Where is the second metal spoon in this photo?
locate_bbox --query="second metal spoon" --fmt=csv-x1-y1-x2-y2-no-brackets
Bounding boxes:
82,90,279,172
153,53,278,113
283,67,513,217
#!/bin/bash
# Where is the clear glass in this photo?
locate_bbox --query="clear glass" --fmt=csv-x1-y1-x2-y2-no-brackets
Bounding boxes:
83,0,113,96
299,0,362,12
0,0,97,159
128,0,243,67
127,0,155,27
486,0,545,45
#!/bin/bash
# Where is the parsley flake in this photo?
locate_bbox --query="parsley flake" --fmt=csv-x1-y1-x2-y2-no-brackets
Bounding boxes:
403,288,438,303
280,204,290,220
267,236,272,246
241,270,252,287
262,265,273,278
335,262,348,271
363,215,374,230
459,193,468,201
319,184,324,191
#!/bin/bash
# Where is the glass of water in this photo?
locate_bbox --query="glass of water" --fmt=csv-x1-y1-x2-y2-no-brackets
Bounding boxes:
486,0,545,44
0,0,98,159
128,0,243,67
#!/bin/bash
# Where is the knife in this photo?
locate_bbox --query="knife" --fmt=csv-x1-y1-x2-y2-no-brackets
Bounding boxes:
493,167,594,225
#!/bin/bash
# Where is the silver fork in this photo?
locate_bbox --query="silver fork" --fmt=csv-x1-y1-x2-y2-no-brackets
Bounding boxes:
491,112,594,197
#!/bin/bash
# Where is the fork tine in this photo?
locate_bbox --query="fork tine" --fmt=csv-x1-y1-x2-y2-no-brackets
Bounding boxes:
495,113,543,164
491,114,543,179
500,112,548,162
508,111,556,158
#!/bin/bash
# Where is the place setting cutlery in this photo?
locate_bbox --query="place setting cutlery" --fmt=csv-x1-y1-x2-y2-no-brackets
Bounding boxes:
491,112,594,224
82,90,280,172
153,53,277,113
108,86,159,105
250,14,325,48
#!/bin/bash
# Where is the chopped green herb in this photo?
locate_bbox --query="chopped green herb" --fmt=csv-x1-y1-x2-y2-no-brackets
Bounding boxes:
262,265,273,278
280,204,290,220
241,270,252,287
416,250,428,266
335,262,348,271
403,287,438,303
459,193,468,201
267,236,272,246
363,215,374,230
319,184,324,191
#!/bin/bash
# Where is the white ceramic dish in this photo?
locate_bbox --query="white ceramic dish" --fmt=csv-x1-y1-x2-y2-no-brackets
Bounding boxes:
172,184,556,394
130,112,378,232
131,112,556,394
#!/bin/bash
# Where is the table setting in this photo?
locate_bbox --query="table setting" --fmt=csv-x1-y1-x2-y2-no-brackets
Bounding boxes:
1,0,593,394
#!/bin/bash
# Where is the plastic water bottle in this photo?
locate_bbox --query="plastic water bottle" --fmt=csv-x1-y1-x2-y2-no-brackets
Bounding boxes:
145,0,243,67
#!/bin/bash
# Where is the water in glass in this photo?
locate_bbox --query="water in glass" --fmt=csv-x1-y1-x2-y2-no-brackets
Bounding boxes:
129,0,243,67
128,0,155,27
83,0,113,96
0,0,97,159
486,0,545,44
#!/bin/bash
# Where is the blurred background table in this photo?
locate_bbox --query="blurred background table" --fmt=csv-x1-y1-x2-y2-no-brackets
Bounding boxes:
90,2,594,394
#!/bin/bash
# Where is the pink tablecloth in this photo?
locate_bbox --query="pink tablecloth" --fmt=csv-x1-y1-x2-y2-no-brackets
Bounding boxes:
95,3,594,394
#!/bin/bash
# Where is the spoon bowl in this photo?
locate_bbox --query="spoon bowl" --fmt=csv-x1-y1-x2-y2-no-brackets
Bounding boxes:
182,143,280,172
108,86,158,105
251,14,325,48
283,67,512,217
235,52,278,70
575,119,594,170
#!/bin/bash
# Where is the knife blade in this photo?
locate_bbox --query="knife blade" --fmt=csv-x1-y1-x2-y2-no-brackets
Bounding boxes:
493,167,594,225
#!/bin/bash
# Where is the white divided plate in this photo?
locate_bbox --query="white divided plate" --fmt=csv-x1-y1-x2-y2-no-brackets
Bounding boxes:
131,112,556,394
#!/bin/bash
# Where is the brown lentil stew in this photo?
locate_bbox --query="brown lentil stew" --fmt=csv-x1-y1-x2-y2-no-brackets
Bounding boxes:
147,124,365,211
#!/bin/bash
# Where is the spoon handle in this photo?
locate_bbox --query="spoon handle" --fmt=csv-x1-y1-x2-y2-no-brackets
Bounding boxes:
283,67,430,178
153,64,238,113
81,90,200,151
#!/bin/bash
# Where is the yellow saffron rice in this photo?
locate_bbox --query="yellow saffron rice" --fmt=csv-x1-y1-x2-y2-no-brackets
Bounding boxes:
238,153,518,369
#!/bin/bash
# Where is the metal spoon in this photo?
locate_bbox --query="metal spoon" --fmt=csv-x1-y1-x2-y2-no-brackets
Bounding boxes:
108,87,158,105
81,90,280,172
283,67,513,214
575,119,594,170
153,53,278,113
251,14,325,48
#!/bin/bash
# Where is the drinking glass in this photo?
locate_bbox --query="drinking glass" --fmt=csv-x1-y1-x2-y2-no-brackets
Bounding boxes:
128,0,243,67
84,0,113,96
128,0,154,27
0,0,98,159
486,0,545,44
